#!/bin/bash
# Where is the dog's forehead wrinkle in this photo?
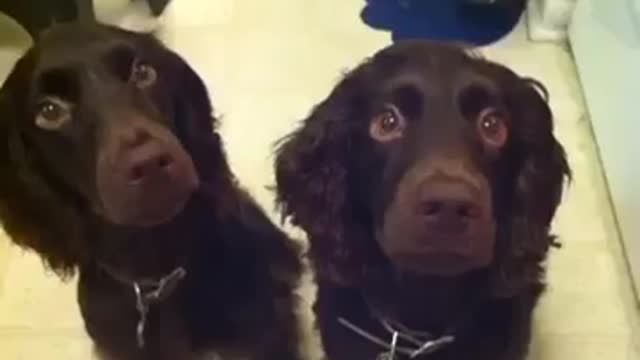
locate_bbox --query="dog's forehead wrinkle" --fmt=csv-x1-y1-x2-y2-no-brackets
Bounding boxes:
33,59,110,101
381,72,425,93
36,34,140,81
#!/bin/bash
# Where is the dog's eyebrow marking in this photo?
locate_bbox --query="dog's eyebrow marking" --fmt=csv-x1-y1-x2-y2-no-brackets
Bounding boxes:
383,73,425,93
389,84,424,119
37,67,79,101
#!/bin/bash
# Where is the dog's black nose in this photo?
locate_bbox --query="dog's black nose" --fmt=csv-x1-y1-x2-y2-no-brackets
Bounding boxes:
98,120,199,227
127,151,174,184
418,181,483,235
116,128,176,184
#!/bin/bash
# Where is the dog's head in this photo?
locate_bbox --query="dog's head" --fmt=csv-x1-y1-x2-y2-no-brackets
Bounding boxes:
276,41,570,293
0,23,224,275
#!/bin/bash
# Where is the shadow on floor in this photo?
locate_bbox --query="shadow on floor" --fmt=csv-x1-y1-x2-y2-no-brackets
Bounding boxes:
360,0,525,46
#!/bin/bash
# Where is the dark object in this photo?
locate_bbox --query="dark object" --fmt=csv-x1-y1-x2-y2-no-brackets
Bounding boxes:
0,23,302,360
275,41,570,359
147,0,172,16
362,0,526,45
0,0,81,39
0,0,171,39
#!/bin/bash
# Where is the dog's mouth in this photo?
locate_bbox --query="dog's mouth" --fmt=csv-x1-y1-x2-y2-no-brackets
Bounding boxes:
383,249,493,277
377,222,496,277
377,171,497,277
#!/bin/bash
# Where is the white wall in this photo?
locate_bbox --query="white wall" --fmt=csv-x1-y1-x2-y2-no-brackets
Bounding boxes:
569,0,640,298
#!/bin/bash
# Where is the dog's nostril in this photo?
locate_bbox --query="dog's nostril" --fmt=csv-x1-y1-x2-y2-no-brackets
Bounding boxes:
157,155,171,169
130,165,145,182
126,154,174,183
421,201,443,216
419,199,481,220
457,203,480,219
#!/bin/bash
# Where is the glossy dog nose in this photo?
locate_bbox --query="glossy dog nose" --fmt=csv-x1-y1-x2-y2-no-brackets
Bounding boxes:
127,153,174,183
98,121,199,227
120,129,175,184
418,181,483,235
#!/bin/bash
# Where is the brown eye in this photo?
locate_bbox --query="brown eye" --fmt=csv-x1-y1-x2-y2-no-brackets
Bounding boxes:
130,61,157,88
370,105,406,142
35,97,72,130
477,108,508,147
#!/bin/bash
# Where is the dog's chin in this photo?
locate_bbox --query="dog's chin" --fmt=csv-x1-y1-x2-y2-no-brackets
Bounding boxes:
387,252,491,278
122,195,192,228
100,181,200,228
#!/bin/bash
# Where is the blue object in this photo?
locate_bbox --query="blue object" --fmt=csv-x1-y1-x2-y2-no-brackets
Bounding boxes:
361,0,525,46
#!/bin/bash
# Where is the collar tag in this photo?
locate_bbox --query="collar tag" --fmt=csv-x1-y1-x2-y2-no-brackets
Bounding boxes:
338,317,455,359
133,267,187,348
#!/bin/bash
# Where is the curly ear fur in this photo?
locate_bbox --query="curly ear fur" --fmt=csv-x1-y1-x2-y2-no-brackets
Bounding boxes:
0,57,88,277
275,64,383,285
489,77,571,297
276,49,570,293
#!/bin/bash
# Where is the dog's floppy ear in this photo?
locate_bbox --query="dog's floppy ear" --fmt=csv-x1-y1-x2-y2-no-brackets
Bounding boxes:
275,64,376,285
511,78,569,226
490,76,571,296
0,56,87,278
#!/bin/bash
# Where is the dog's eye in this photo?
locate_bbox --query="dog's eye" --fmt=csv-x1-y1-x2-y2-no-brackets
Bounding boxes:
130,61,157,88
477,108,508,147
370,105,406,142
35,97,72,130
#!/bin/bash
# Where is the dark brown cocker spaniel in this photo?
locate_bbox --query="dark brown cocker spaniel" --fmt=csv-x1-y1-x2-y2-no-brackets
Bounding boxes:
275,41,570,360
0,23,302,360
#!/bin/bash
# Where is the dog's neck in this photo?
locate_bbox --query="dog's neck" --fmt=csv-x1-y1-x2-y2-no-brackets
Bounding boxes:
93,195,213,283
361,271,487,333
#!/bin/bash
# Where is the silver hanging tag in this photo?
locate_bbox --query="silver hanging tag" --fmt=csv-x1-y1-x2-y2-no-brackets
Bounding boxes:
131,267,187,348
134,283,149,348
410,335,455,358
146,267,187,302
377,331,399,360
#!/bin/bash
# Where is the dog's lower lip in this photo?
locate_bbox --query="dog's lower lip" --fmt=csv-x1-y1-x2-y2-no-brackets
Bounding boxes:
125,189,195,228
103,172,200,227
134,202,188,227
127,163,178,186
389,251,479,276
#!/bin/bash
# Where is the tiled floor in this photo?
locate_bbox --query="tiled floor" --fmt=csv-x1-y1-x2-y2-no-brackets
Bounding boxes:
0,0,639,359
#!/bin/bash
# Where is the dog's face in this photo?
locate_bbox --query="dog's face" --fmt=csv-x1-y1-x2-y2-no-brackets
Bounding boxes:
3,25,203,227
0,24,221,273
366,56,509,276
276,41,570,286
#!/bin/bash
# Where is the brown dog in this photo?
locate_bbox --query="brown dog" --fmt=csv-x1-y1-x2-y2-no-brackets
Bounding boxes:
0,23,302,360
275,40,570,360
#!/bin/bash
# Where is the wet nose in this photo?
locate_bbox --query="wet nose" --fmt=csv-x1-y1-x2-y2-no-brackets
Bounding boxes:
119,128,175,184
418,181,483,235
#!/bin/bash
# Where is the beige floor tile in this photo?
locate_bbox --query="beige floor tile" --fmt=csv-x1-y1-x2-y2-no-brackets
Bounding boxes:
162,0,235,28
0,329,95,359
0,247,83,330
535,280,631,337
0,230,10,298
530,334,637,360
